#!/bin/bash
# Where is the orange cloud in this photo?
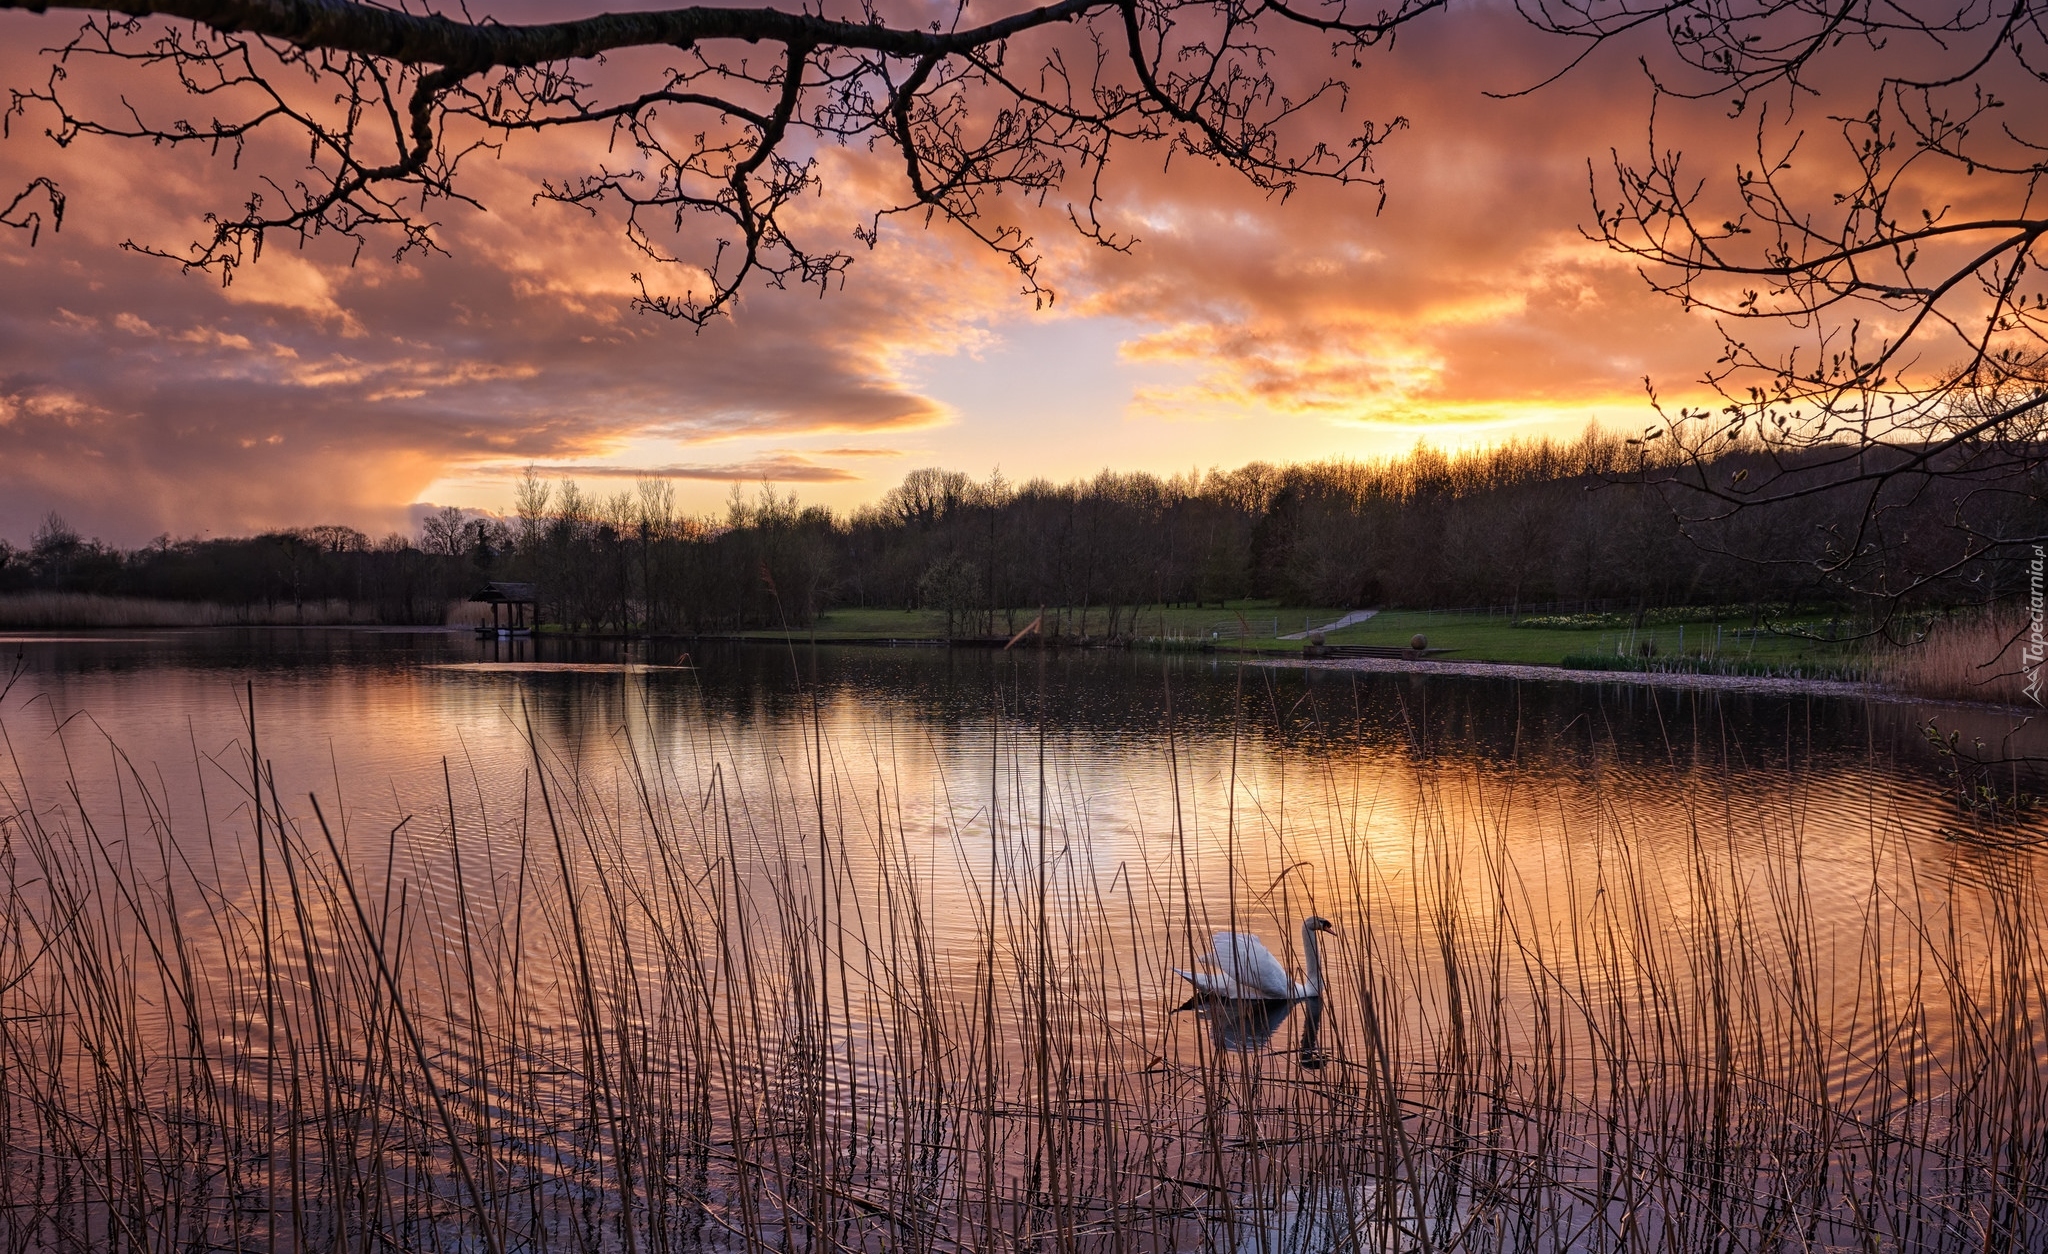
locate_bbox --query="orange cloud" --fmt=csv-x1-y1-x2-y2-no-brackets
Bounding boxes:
0,0,1995,541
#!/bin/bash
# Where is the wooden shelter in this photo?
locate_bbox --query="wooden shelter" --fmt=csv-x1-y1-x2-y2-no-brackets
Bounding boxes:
470,581,540,633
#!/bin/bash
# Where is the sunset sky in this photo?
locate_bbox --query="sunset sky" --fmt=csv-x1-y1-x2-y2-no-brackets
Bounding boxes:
0,0,1895,545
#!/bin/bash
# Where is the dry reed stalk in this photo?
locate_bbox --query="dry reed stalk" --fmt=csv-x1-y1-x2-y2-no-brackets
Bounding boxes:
1878,608,2036,705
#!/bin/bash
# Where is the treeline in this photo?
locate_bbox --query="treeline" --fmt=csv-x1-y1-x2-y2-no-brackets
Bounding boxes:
0,517,488,625
5,426,2039,633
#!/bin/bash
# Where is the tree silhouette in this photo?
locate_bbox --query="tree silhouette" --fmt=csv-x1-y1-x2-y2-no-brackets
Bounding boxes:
1522,0,2048,609
0,0,1431,322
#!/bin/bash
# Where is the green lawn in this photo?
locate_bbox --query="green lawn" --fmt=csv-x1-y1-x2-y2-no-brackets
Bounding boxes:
1300,609,1860,670
740,606,953,638
735,601,1347,642
735,603,1863,672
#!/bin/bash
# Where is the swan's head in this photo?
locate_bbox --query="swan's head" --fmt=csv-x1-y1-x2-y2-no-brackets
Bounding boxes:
1304,915,1334,933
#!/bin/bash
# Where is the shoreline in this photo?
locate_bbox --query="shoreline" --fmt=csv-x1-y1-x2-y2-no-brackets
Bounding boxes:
1261,653,2040,713
7,622,2038,715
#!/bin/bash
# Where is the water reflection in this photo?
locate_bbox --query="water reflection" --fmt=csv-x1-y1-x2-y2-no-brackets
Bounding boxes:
9,628,2048,800
1,630,2044,1251
1298,997,1326,1070
1181,994,1325,1064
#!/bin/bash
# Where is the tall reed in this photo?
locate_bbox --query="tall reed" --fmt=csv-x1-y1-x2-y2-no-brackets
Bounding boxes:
1878,608,2035,705
0,679,2039,1252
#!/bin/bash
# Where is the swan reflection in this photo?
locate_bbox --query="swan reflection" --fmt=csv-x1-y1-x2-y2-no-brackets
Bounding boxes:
1180,992,1326,1064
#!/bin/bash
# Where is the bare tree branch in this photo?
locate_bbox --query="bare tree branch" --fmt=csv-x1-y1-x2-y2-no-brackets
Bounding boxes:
0,0,1440,322
0,175,62,243
1503,0,2048,607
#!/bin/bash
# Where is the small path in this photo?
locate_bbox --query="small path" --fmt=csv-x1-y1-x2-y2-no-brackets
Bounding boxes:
1279,609,1378,641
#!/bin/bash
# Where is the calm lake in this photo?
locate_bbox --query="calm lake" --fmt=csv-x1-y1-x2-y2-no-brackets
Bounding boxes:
0,628,2042,1251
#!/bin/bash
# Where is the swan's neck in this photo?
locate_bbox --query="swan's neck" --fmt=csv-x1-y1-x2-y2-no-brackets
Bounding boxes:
1300,922,1326,998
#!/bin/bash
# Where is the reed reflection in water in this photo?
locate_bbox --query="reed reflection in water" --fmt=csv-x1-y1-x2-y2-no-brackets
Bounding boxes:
0,650,2040,1252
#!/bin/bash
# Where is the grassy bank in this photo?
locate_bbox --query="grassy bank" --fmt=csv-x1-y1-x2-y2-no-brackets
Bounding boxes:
735,602,1866,671
1304,607,1861,670
0,593,1866,677
725,601,1340,643
0,591,462,628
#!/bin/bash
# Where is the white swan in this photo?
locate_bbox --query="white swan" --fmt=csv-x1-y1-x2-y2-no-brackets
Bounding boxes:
1174,916,1332,1001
